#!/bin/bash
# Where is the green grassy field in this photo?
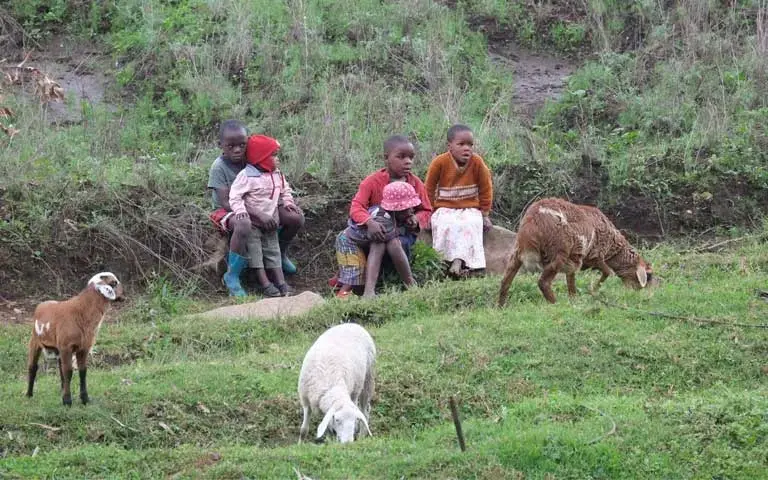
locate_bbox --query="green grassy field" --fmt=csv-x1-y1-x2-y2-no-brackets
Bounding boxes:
2,243,767,479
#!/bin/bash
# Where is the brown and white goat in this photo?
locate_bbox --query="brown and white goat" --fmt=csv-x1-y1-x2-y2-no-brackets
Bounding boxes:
498,198,655,306
26,272,125,406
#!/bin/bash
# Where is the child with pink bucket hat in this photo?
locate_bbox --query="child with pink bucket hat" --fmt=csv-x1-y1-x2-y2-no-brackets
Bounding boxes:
339,181,422,298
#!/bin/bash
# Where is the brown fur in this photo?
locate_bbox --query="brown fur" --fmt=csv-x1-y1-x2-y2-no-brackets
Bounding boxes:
26,273,125,406
498,198,654,305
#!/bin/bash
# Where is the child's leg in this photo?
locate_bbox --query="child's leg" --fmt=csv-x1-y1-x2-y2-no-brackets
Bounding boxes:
363,242,386,297
386,237,416,287
263,228,293,296
277,205,304,274
335,230,367,297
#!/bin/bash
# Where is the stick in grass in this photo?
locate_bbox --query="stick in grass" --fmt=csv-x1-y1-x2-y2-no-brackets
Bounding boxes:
449,396,466,452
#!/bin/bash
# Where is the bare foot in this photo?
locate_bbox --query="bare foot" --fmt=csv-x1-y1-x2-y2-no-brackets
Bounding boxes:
448,259,463,276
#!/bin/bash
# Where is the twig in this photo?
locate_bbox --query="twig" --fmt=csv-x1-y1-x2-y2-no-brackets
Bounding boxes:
685,233,768,253
581,405,616,445
449,396,467,452
591,293,768,329
28,423,61,432
109,415,140,433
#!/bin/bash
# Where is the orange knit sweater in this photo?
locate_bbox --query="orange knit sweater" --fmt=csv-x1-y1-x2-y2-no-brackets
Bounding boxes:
424,152,493,214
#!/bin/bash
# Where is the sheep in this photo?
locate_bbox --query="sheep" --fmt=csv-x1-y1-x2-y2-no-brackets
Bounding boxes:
498,198,655,305
26,272,125,406
298,322,376,444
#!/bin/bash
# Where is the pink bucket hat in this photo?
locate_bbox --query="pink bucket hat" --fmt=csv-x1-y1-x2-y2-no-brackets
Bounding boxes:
381,181,421,211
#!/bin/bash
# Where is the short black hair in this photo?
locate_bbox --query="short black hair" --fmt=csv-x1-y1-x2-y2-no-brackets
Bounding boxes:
383,135,411,154
447,124,472,142
219,119,247,140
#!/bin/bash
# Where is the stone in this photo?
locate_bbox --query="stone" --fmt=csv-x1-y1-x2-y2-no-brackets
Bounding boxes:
417,225,517,276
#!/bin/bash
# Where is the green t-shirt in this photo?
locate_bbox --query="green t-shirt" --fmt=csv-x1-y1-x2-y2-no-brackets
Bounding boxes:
207,156,243,210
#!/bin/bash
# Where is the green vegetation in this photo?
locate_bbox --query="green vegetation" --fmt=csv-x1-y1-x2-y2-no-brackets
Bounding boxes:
1,0,767,293
2,244,768,478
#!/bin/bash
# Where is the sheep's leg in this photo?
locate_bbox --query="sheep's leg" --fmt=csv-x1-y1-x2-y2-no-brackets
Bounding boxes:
59,348,74,407
498,254,522,307
566,273,578,297
299,405,310,443
590,259,613,293
566,259,582,297
26,340,42,398
58,357,64,390
75,350,89,405
538,255,565,304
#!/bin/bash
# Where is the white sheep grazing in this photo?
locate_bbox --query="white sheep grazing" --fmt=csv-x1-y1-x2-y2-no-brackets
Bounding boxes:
298,322,376,443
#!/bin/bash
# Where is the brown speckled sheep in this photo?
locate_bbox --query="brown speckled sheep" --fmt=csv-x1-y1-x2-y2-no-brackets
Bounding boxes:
498,198,655,305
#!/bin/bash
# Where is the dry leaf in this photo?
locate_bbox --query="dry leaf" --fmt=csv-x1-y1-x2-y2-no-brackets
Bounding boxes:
0,123,19,138
0,106,13,118
158,421,174,434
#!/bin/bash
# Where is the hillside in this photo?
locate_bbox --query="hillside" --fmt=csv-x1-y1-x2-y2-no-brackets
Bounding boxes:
1,2,768,478
1,0,767,299
1,243,768,478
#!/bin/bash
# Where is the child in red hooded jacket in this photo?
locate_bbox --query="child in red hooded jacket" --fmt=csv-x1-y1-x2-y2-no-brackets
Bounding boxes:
228,134,295,297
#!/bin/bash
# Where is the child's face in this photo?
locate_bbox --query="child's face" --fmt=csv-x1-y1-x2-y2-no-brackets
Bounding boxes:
385,142,415,178
394,208,414,221
448,130,474,164
219,128,247,163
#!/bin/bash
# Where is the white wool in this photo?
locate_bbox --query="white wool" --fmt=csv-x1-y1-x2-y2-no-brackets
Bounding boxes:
298,323,376,443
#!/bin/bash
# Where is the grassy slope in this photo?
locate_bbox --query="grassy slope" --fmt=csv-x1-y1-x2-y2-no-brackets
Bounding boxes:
1,244,767,479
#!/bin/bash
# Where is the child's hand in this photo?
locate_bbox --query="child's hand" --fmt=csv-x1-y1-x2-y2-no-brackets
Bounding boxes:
234,212,250,222
365,219,386,242
405,214,418,231
253,212,278,231
483,216,492,232
284,203,302,214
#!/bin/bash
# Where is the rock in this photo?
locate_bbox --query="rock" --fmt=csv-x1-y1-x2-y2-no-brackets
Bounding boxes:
190,291,325,321
417,225,517,276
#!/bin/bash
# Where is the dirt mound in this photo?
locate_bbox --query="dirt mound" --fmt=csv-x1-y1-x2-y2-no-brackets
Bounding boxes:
188,291,325,321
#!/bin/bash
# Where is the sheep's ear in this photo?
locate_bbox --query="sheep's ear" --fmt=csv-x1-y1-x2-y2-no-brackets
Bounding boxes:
636,265,648,288
316,408,334,440
96,284,117,300
355,408,372,437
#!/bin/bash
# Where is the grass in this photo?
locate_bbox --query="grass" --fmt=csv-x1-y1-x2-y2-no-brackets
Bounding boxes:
1,243,767,478
3,1,768,296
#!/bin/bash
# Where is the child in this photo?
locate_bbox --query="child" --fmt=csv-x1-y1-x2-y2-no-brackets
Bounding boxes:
208,120,304,297
228,134,295,297
424,124,493,277
333,135,433,298
343,181,422,297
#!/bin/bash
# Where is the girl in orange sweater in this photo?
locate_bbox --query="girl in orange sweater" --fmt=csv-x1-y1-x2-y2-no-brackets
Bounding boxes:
424,124,493,276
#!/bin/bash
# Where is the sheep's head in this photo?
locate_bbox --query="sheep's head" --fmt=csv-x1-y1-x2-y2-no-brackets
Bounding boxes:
618,256,658,290
88,272,125,301
316,401,371,444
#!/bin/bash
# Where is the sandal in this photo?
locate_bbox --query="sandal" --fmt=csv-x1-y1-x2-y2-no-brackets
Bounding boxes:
260,283,282,298
276,283,295,297
335,290,354,300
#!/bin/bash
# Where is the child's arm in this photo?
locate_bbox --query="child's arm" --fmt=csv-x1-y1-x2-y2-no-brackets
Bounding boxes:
424,156,442,208
228,172,250,218
208,164,234,212
412,178,434,231
349,177,374,225
350,177,386,242
280,175,300,213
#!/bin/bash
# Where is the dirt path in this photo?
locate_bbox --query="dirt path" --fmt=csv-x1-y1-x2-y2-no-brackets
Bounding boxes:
471,20,577,119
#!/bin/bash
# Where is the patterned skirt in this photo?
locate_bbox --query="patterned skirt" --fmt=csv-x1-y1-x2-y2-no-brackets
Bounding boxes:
335,229,417,286
430,207,486,269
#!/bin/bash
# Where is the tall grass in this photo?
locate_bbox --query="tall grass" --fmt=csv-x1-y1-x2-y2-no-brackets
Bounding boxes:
2,0,768,295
